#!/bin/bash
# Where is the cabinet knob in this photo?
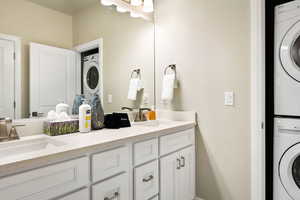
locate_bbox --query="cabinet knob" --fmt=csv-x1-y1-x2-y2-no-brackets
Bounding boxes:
176,158,181,170
180,156,185,168
142,175,154,182
104,192,119,200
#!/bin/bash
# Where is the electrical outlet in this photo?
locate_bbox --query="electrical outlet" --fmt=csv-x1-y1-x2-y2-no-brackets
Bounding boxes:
224,91,234,106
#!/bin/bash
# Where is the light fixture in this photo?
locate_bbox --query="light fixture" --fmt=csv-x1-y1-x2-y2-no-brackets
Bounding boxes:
101,0,113,6
131,0,142,6
143,0,154,13
130,12,140,18
116,6,127,13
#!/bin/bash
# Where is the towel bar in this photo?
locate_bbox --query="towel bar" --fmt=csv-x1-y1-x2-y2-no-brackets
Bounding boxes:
130,69,141,79
164,64,177,78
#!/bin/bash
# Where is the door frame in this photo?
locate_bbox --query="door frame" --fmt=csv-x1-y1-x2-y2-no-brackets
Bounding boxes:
251,0,265,199
0,33,21,119
74,39,104,103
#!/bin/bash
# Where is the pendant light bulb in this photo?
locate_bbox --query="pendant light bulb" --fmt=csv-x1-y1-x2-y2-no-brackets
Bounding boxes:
143,0,154,12
117,6,127,13
131,0,142,6
101,0,113,6
130,12,140,18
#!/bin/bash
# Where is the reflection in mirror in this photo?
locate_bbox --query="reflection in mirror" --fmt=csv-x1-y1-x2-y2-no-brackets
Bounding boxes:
0,0,155,119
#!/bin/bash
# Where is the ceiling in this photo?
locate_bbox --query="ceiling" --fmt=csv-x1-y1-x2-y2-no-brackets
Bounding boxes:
27,0,100,15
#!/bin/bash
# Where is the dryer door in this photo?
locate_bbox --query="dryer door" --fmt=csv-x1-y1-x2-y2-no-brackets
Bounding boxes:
279,143,300,199
280,20,300,82
84,61,99,94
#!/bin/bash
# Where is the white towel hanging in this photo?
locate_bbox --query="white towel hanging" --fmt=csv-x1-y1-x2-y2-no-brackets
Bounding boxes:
128,78,140,101
161,73,176,101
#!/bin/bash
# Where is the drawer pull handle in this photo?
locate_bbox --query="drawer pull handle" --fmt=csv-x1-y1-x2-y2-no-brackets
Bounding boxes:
180,156,185,168
177,158,181,170
104,192,119,200
143,175,154,182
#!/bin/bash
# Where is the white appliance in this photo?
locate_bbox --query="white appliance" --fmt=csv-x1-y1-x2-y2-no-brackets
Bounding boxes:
82,53,101,98
274,118,300,200
275,0,300,117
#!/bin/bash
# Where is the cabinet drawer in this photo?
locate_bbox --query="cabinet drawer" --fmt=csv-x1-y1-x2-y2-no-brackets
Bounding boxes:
0,157,89,200
57,188,89,200
160,129,195,156
134,138,158,166
92,146,129,183
134,160,159,200
92,173,129,200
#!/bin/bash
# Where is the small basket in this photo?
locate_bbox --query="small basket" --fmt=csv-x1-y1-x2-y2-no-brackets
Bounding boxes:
43,119,79,136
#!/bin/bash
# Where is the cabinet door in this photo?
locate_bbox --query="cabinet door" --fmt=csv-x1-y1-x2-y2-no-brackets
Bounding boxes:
178,146,196,200
160,152,181,200
92,173,129,200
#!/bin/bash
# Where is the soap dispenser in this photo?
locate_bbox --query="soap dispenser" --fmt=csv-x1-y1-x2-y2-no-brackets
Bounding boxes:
79,100,91,133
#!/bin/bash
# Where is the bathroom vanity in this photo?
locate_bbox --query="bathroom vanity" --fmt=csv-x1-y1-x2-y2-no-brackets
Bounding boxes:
0,120,196,200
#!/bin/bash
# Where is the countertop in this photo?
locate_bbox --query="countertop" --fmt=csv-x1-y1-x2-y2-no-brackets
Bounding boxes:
0,120,195,176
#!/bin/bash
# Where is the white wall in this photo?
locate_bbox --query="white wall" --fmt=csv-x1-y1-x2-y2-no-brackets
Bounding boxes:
155,0,251,200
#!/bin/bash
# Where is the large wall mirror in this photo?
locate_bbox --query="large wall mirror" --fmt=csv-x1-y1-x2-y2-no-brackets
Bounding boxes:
0,0,155,119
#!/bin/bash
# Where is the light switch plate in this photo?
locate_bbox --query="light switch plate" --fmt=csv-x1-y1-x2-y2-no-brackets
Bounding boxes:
224,91,234,106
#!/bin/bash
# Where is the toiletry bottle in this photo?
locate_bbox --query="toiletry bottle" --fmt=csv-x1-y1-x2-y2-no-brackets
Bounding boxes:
79,100,91,133
148,105,156,121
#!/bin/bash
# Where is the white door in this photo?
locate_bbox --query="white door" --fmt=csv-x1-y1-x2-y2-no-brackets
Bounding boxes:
30,43,77,116
0,39,15,118
160,152,181,200
178,147,196,200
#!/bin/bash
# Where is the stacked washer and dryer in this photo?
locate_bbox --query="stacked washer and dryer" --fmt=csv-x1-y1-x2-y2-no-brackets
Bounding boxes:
274,1,300,199
81,50,102,99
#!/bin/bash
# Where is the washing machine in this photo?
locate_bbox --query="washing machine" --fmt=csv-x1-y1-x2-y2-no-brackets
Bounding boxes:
82,52,101,98
275,0,300,117
274,118,300,200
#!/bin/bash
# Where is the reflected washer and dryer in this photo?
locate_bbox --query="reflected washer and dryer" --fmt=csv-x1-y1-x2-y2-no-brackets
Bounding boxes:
82,50,101,99
275,0,300,117
274,118,300,200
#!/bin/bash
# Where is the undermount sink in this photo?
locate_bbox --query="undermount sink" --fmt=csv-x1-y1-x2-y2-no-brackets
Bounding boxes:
0,137,66,158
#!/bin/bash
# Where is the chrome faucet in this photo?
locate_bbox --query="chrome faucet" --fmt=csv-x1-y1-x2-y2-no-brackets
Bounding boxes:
134,108,151,122
0,118,22,142
121,107,151,122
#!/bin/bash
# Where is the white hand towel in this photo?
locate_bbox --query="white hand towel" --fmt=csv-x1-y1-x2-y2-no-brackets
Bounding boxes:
128,78,140,101
161,74,176,101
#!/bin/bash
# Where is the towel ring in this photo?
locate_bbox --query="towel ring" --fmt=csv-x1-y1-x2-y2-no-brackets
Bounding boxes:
164,64,177,77
131,69,141,79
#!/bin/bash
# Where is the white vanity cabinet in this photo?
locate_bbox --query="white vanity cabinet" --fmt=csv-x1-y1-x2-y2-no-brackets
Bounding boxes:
0,127,195,200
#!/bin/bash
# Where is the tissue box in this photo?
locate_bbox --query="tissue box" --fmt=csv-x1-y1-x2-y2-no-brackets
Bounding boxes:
43,119,79,136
